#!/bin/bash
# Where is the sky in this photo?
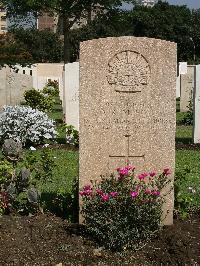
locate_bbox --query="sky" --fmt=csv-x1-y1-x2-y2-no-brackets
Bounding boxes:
168,0,200,9
122,0,200,9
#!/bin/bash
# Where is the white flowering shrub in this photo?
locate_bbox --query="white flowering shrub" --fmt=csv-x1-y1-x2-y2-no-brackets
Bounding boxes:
0,106,57,145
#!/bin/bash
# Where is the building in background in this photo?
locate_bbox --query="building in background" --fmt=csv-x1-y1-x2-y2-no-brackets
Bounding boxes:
0,5,7,34
37,13,58,33
141,0,157,7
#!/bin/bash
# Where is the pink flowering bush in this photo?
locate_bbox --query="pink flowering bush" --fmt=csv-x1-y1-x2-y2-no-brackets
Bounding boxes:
80,165,171,251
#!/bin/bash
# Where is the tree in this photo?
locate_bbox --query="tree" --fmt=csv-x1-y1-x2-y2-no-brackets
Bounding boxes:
0,33,33,67
70,1,200,63
10,28,63,63
2,0,131,63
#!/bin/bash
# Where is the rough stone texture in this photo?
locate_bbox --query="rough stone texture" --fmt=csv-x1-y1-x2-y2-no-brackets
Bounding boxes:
180,65,195,112
63,62,79,130
193,65,200,143
0,67,33,109
79,37,176,225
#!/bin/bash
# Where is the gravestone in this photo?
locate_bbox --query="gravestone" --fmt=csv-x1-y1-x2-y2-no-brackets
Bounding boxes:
176,62,187,98
180,65,195,112
0,67,33,109
79,37,176,225
63,62,79,130
193,65,200,143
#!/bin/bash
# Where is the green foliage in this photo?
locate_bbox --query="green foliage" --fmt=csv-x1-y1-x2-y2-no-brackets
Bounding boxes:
0,139,59,215
81,166,171,251
25,147,56,183
3,0,125,62
56,123,79,146
10,28,63,63
43,80,59,97
0,32,33,67
175,168,200,218
24,89,54,112
182,98,193,126
65,125,79,147
70,1,200,63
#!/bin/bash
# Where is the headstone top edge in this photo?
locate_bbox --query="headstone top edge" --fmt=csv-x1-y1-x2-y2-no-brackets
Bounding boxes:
80,36,177,48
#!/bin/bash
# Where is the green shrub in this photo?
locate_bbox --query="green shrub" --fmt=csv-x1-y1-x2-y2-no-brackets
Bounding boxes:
43,80,59,97
80,166,171,251
0,139,57,215
182,98,193,125
42,86,59,97
175,168,200,218
24,89,54,112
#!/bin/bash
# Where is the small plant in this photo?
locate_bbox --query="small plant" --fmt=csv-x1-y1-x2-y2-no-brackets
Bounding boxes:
0,105,57,146
66,125,79,146
175,168,200,218
0,139,58,215
80,166,171,251
182,98,193,125
24,88,54,112
47,80,59,89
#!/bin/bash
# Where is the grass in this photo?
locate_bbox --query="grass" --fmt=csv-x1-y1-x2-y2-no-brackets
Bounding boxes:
176,126,193,144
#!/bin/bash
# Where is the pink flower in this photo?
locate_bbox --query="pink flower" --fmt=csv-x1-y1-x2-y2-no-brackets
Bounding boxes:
130,191,139,198
137,172,148,181
96,189,103,196
126,165,136,171
79,191,85,197
163,168,171,176
101,194,110,202
151,190,160,196
83,185,92,191
79,189,92,197
149,171,156,177
110,192,118,197
145,188,152,194
117,167,129,176
79,184,93,197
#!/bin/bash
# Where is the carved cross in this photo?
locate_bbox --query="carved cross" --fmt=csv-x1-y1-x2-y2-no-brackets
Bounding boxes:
109,134,145,167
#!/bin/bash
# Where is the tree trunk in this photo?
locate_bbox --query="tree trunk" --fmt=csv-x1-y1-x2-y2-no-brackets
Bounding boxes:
87,4,92,25
63,13,71,63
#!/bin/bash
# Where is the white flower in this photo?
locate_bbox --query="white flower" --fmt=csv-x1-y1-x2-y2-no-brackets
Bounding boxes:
30,146,36,151
0,106,57,146
43,144,50,148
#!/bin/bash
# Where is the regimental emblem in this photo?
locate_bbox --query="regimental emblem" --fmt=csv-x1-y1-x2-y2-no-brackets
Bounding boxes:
107,51,151,93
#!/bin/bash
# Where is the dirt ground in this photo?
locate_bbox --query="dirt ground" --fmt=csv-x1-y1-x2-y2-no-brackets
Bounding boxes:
0,214,200,266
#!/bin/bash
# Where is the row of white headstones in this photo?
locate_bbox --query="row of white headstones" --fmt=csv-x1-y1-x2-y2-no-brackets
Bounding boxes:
176,62,200,143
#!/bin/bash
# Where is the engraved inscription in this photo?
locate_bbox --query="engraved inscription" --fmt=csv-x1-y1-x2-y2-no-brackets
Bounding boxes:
109,135,145,170
107,51,151,92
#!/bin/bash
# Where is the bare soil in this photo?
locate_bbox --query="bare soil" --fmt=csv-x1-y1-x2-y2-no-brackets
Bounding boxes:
0,214,200,266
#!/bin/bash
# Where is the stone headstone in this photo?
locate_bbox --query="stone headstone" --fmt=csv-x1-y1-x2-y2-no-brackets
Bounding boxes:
176,62,188,98
176,75,180,98
79,37,176,225
64,62,79,130
180,65,195,112
193,65,200,143
179,62,187,75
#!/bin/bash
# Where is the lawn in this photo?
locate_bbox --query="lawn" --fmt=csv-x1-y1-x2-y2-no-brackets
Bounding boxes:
40,96,199,216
